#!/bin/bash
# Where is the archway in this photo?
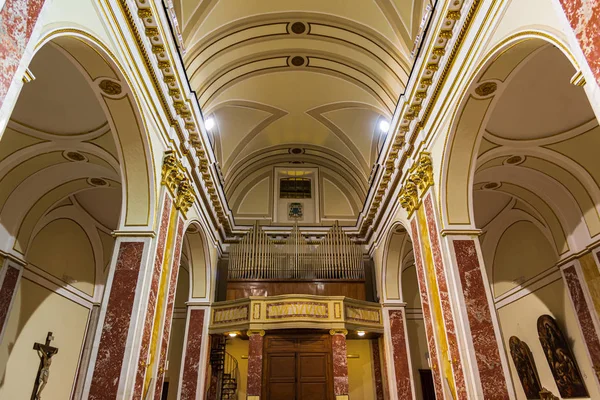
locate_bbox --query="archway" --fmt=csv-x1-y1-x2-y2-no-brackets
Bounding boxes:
0,32,154,399
443,34,600,399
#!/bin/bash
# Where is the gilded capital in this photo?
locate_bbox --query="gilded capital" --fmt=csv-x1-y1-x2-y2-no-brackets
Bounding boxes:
398,151,433,215
329,329,348,336
161,151,185,196
175,180,195,216
247,329,265,337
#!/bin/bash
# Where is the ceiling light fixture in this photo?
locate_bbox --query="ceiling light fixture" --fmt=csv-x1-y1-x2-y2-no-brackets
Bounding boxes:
205,117,215,130
228,332,237,338
357,331,366,337
379,120,390,133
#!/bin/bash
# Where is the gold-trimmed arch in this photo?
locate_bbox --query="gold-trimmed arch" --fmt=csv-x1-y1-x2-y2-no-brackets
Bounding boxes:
35,29,156,229
182,220,213,301
441,31,580,228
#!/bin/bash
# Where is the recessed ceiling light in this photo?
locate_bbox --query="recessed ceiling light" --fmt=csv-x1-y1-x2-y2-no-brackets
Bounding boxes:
205,117,215,130
357,331,366,337
379,120,390,133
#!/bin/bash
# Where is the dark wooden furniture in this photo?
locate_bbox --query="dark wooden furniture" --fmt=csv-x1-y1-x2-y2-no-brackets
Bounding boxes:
263,333,334,400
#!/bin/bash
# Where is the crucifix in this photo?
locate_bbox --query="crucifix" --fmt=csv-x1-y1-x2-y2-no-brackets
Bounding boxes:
31,332,58,400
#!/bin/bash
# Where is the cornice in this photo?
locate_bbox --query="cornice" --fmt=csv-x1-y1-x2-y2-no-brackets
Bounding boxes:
357,0,484,241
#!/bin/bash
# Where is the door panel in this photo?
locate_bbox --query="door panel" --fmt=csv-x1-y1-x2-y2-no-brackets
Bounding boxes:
264,333,333,400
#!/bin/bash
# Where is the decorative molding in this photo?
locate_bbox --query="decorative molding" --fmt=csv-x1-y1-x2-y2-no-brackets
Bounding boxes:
161,151,196,216
329,329,348,336
398,152,433,216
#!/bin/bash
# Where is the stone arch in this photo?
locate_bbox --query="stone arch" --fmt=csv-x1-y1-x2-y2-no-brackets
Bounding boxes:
182,221,212,301
441,31,581,231
33,29,156,230
380,222,414,303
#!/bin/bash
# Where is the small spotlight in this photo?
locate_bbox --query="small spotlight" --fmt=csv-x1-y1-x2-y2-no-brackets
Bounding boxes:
379,120,390,133
228,332,237,338
357,331,366,337
205,117,215,130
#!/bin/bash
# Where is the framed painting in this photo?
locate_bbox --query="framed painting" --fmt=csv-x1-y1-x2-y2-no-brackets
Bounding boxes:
537,315,588,398
509,336,542,399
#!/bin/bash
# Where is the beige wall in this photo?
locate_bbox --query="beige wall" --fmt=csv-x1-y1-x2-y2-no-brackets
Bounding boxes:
497,280,600,399
165,318,186,400
0,278,89,399
406,319,428,400
347,339,376,400
225,337,249,399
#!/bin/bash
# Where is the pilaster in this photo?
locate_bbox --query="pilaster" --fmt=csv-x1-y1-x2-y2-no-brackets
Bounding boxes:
399,151,513,399
178,306,210,399
330,329,349,400
382,304,415,400
247,329,265,400
0,256,24,344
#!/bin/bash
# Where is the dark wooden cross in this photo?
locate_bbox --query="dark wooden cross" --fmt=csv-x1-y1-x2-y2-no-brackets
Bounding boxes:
31,332,58,400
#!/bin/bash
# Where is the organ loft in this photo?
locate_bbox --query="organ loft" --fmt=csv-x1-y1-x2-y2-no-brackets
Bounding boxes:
0,1,600,399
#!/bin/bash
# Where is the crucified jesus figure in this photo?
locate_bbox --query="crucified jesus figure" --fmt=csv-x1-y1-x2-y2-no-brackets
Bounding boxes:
31,332,58,400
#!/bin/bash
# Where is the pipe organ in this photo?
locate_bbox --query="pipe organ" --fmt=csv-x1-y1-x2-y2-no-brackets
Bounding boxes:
228,222,365,281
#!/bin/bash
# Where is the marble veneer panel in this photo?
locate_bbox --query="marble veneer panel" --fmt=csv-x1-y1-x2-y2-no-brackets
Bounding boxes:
88,241,145,399
423,195,467,400
559,0,600,86
247,334,264,396
452,239,509,399
0,263,20,338
180,309,205,400
411,218,444,399
332,334,349,396
133,196,172,399
388,309,413,400
563,265,600,377
0,0,45,107
371,338,385,400
154,217,185,399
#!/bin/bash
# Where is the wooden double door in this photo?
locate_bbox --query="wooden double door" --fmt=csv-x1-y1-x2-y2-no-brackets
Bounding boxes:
263,333,334,400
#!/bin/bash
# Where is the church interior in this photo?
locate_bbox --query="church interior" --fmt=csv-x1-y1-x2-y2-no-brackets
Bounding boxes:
0,0,600,399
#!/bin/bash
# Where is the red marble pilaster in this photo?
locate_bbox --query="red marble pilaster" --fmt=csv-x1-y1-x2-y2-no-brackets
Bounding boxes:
0,0,45,108
558,0,600,86
247,332,265,397
88,241,146,399
563,265,600,380
452,239,509,399
410,218,444,399
371,338,385,400
331,332,349,396
388,309,413,400
153,217,185,399
179,309,206,400
423,194,467,400
0,261,21,341
132,195,173,399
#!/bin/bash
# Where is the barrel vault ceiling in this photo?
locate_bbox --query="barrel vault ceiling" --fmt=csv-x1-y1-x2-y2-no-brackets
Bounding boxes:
173,0,430,223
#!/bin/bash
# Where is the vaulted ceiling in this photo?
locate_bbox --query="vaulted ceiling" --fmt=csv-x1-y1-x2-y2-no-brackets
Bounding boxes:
173,0,430,222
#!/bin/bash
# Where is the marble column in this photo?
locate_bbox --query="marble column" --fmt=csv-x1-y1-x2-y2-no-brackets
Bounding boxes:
178,308,207,400
558,0,600,86
371,338,385,400
385,307,414,400
152,216,185,399
448,237,512,399
410,218,444,400
0,257,23,343
247,330,265,400
132,194,174,400
330,329,349,400
562,263,600,382
0,0,45,109
86,239,149,399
